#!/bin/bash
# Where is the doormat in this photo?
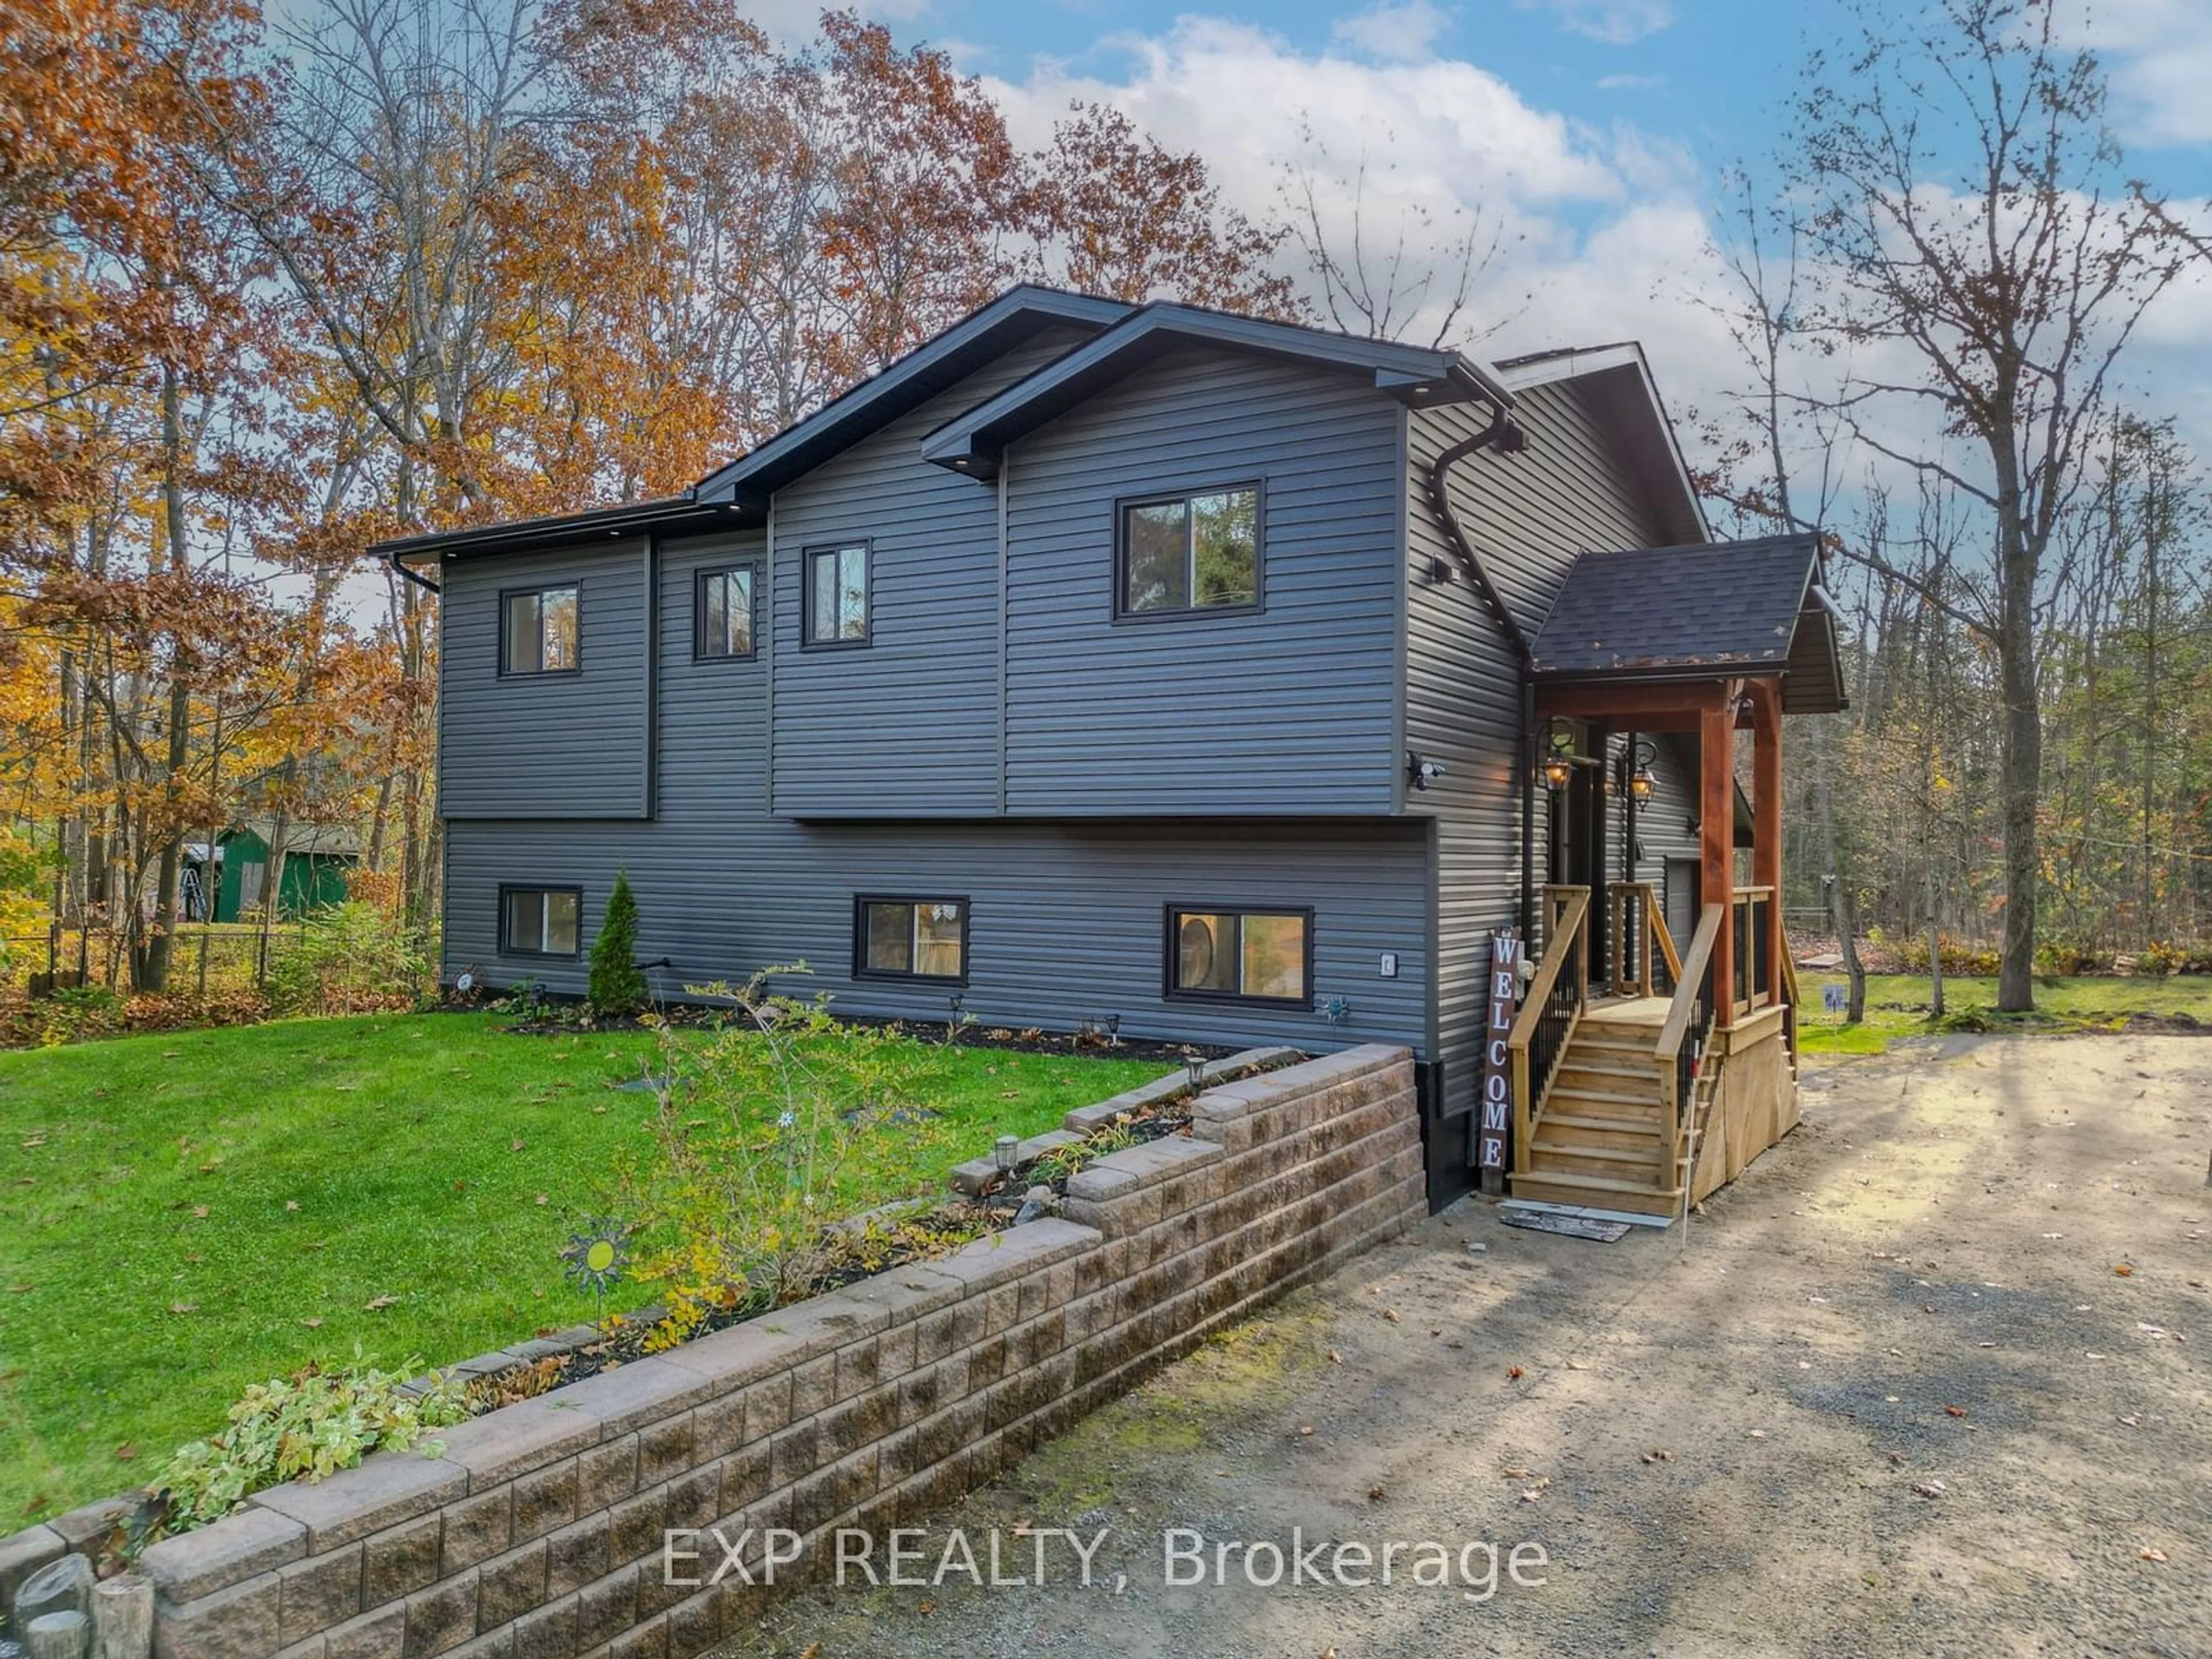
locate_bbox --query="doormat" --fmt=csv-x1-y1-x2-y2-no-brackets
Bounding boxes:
1499,1210,1632,1243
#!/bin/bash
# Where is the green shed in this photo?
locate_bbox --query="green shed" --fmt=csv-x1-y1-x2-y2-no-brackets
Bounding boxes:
214,819,362,922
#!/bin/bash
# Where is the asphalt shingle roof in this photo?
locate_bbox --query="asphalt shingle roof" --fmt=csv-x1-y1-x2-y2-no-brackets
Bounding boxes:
1528,533,1845,713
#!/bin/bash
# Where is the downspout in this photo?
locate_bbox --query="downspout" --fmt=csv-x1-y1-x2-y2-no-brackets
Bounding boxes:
1423,403,1537,940
389,547,441,595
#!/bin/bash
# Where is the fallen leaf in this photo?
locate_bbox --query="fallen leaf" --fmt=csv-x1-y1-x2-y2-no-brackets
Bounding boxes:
1944,1405,1968,1418
365,1294,399,1312
1748,1430,1767,1440
1641,1449,1675,1464
1566,1359,1588,1371
1508,1365,1525,1380
1327,1350,1342,1365
1887,1451,1908,1465
2119,1414,2141,1427
1297,1425,1315,1437
285,1200,300,1213
191,1205,209,1219
113,1445,136,1461
1011,1520,1032,1537
168,1302,197,1315
1368,1484,1385,1501
1518,1489,1541,1503
2139,1548,2167,1563
534,1194,550,1206
511,1139,525,1152
2115,1264,2134,1277
301,1318,323,1329
1501,1466,1530,1478
1912,1480,1947,1499
1380,1308,1399,1323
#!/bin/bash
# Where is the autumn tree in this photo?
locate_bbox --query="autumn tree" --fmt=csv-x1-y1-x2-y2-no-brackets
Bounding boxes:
1781,0,2191,1010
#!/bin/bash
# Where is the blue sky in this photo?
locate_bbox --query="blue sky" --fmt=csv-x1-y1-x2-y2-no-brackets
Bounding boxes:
774,0,2211,491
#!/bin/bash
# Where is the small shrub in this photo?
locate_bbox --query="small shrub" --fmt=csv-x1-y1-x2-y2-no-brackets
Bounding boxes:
266,903,431,1016
36,983,126,1046
1934,938,2001,978
613,967,954,1342
588,871,648,1018
156,1357,468,1533
2138,941,2188,977
2036,939,2109,976
1029,1119,1140,1187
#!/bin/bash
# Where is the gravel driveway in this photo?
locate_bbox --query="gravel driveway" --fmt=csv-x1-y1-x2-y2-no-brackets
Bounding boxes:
720,1034,2212,1658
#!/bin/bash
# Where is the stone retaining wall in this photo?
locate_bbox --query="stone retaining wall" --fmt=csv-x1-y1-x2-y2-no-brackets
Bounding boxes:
25,1044,1423,1659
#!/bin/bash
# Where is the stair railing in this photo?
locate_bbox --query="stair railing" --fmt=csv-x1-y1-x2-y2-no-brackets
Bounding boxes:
1778,918,1801,1065
1508,884,1591,1177
1653,903,1723,1187
1609,880,1683,997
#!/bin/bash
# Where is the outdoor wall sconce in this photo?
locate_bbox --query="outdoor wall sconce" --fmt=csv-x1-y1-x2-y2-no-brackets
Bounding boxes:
1628,738,1658,802
1541,729,1575,791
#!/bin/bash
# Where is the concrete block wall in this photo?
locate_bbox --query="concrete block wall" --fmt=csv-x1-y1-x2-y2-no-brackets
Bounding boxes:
111,1044,1420,1659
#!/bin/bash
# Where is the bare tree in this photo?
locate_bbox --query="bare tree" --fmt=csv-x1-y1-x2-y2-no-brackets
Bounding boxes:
1278,119,1520,347
1783,0,2191,1010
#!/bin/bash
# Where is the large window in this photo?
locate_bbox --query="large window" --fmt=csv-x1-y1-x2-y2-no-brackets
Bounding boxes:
855,896,967,982
501,885,581,957
695,566,756,660
1165,906,1310,1005
502,586,579,675
805,543,870,646
1118,486,1260,617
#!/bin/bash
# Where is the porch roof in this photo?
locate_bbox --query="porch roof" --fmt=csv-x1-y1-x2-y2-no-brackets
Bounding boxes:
1528,533,1847,715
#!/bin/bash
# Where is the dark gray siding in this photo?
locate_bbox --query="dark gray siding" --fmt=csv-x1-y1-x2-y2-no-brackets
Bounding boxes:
767,329,1085,817
440,542,652,819
1406,376,1684,1116
442,815,1430,1055
1002,348,1403,815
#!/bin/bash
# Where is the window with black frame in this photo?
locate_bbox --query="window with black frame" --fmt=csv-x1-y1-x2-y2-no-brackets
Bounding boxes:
1166,906,1309,1004
695,566,756,660
502,886,581,956
805,543,870,645
1118,486,1259,616
855,897,966,982
502,586,579,675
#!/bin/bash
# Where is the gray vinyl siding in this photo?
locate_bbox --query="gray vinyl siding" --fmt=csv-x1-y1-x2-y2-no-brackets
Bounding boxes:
440,543,651,819
1406,377,1684,1117
1002,348,1402,815
442,816,1430,1054
767,329,1087,817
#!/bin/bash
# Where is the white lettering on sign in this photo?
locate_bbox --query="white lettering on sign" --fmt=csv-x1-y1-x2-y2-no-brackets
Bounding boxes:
1475,931,1521,1181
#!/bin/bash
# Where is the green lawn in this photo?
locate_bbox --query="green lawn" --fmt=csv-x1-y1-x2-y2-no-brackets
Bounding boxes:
1794,972,2212,1054
0,1013,1168,1521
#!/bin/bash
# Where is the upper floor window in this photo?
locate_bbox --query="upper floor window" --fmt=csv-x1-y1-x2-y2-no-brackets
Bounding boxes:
695,566,756,660
805,543,870,646
856,896,966,982
1166,905,1310,1005
502,585,579,675
1118,486,1260,617
501,885,581,957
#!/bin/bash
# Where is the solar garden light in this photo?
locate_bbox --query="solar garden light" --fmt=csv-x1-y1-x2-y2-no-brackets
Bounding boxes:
1185,1054,1207,1095
994,1134,1020,1176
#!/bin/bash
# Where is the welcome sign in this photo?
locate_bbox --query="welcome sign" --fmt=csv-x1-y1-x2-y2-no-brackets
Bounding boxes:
1477,931,1521,1194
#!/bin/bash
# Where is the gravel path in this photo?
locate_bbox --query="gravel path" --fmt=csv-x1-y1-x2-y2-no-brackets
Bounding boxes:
718,1035,2212,1658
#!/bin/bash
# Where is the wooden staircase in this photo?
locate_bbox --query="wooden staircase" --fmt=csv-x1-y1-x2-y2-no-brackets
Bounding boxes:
1513,1000,1687,1216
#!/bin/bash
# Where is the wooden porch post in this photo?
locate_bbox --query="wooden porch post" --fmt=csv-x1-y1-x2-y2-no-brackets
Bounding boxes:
1752,683,1785,1009
1700,701,1735,1029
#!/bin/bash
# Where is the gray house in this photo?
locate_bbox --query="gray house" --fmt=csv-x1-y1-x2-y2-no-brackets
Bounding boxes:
383,288,1844,1212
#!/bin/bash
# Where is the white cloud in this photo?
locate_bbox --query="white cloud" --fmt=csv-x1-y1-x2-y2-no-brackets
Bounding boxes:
1518,0,1675,47
1596,71,1664,90
1330,0,1454,63
2059,0,2212,147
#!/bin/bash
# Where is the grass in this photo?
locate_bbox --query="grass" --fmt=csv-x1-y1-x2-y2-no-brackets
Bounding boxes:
1794,972,2212,1054
0,1011,1169,1521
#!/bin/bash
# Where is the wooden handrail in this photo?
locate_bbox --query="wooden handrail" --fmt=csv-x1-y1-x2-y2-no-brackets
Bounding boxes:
1645,885,1683,986
1508,885,1591,1173
1657,904,1723,1062
1508,886,1590,1051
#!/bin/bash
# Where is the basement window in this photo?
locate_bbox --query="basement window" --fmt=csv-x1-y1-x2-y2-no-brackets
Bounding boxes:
855,897,967,982
501,585,579,675
501,886,581,957
1166,906,1310,1005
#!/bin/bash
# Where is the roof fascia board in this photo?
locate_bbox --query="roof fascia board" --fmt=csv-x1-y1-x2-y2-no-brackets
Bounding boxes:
374,498,749,565
1493,342,1710,544
919,305,1513,479
693,287,1131,506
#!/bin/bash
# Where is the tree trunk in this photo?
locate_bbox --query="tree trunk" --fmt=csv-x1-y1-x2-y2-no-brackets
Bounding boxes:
135,359,194,994
1996,514,2041,1012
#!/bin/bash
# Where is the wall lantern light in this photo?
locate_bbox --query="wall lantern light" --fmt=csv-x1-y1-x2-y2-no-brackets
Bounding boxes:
1628,738,1658,802
1541,729,1575,791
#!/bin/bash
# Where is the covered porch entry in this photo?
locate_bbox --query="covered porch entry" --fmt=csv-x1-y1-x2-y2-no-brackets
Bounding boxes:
1498,533,1847,1219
